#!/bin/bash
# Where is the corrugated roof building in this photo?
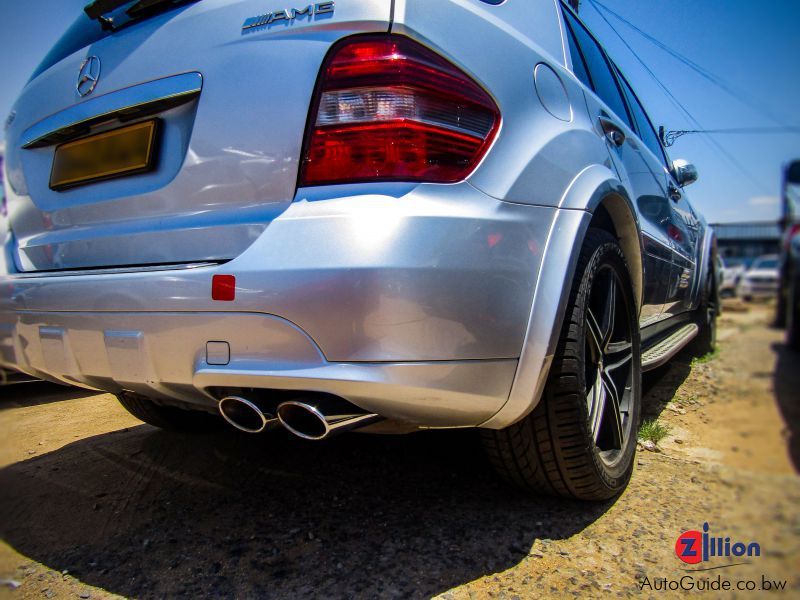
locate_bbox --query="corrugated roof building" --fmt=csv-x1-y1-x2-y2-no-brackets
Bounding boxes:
710,221,781,265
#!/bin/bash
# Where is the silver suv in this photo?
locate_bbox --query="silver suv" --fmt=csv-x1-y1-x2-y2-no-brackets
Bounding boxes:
0,0,716,500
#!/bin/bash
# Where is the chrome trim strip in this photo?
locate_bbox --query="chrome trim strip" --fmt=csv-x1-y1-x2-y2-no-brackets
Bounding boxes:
21,71,203,149
9,261,219,279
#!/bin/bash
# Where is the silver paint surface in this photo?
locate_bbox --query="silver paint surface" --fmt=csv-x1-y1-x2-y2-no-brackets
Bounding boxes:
0,0,711,428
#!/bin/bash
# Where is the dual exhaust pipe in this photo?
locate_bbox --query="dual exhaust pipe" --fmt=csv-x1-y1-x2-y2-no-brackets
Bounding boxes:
218,394,380,440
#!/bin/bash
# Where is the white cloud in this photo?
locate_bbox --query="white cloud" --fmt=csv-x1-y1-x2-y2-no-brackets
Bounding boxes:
748,195,779,207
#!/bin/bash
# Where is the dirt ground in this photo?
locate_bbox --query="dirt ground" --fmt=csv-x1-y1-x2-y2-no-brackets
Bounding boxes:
0,302,798,599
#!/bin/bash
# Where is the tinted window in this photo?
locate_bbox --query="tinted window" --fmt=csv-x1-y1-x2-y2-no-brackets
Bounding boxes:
31,14,111,81
563,12,632,130
617,72,667,166
564,24,592,89
31,2,202,82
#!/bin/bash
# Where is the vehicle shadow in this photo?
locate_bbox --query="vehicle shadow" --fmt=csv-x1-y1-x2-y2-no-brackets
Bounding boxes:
771,341,800,472
0,425,614,598
0,381,97,409
640,350,694,422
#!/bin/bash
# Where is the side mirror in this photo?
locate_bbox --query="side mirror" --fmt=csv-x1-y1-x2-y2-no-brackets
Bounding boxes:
672,159,698,187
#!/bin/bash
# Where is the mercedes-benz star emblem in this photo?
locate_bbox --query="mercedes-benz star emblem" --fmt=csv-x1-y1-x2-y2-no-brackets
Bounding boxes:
77,56,101,97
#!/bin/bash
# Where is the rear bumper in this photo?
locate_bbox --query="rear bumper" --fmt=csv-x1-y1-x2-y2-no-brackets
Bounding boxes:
0,183,558,427
0,310,517,427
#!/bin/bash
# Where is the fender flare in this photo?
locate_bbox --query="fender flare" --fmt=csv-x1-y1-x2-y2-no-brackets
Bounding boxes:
481,164,642,429
693,222,718,311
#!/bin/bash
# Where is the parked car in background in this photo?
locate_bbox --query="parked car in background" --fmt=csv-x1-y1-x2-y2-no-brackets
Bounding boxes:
718,255,745,297
778,159,800,349
737,255,780,301
0,0,717,501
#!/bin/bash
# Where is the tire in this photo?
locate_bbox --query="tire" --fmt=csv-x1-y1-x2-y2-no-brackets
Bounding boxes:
787,275,800,351
116,392,223,432
482,228,641,501
692,269,718,356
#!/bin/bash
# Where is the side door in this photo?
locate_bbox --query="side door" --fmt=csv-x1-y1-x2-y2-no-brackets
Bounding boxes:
614,69,698,318
663,188,701,315
563,10,673,327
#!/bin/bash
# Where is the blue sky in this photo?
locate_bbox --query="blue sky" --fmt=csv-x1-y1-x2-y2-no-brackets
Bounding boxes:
1,0,798,224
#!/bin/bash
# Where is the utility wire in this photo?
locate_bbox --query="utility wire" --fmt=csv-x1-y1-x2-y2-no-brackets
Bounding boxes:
664,126,800,147
589,0,794,130
585,0,770,192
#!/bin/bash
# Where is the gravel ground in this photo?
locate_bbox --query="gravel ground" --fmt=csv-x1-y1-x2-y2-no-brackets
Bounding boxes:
0,302,798,599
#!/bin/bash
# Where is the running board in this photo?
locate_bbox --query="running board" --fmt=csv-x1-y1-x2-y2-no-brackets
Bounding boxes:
641,323,698,371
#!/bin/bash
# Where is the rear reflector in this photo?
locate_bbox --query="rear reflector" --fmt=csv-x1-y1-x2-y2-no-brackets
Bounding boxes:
299,35,500,187
212,274,236,301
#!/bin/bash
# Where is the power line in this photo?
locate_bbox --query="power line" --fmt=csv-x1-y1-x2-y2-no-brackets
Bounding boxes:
663,126,800,147
584,0,770,192
589,0,794,130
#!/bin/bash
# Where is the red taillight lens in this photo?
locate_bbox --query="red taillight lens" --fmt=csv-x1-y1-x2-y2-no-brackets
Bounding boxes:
299,35,500,187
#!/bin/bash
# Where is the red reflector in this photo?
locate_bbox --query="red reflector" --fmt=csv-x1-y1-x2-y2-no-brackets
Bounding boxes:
299,35,500,187
212,275,236,301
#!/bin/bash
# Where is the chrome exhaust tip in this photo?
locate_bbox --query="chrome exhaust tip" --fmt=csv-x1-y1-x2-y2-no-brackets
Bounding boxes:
218,395,277,433
277,399,381,441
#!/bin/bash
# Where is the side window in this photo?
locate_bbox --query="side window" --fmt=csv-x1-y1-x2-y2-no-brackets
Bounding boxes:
618,72,668,167
563,11,633,130
564,24,591,89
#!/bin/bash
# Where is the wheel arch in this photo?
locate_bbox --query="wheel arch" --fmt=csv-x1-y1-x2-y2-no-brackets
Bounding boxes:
695,224,719,311
590,197,644,313
482,164,643,429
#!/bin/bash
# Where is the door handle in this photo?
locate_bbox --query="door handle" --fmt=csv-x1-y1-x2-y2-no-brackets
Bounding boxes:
668,181,682,201
598,116,625,147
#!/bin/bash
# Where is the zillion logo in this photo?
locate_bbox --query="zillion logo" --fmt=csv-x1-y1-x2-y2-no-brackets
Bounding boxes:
675,523,761,565
242,2,334,30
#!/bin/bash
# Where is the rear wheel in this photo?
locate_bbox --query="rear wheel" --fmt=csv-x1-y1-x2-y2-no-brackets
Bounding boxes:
116,392,223,432
482,229,641,501
692,269,718,356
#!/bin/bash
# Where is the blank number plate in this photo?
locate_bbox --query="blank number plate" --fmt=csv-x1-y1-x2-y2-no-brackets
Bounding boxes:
50,119,159,190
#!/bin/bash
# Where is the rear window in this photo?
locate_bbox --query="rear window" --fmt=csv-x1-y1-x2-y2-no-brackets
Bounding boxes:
617,72,667,167
562,10,633,131
30,1,201,82
30,14,111,81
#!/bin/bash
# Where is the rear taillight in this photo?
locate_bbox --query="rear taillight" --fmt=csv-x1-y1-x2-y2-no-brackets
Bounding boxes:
299,35,500,187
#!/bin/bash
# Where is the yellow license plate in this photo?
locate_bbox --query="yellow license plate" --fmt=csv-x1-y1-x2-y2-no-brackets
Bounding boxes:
50,120,159,190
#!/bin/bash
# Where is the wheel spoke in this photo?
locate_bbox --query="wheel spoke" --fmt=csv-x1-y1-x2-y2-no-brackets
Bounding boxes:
586,308,603,357
588,368,606,443
600,370,624,449
600,272,617,350
605,341,633,372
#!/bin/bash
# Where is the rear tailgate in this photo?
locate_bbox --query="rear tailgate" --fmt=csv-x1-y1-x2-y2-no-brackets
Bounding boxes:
3,0,391,272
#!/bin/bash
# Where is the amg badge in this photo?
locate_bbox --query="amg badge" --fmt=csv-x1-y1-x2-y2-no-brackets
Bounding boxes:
242,2,334,30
